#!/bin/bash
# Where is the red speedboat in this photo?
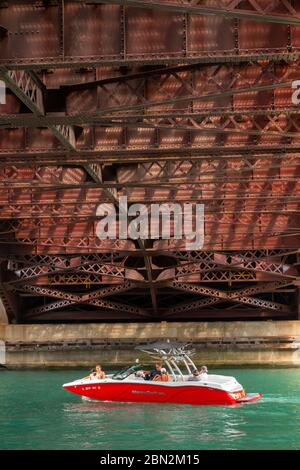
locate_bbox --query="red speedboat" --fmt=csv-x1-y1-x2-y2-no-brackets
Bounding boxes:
63,342,262,406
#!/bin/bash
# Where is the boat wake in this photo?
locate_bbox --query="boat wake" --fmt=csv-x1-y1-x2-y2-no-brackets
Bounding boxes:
81,396,99,403
260,395,300,405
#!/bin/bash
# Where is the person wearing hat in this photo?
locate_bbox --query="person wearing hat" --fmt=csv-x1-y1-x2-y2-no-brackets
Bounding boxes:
188,365,208,381
199,365,208,379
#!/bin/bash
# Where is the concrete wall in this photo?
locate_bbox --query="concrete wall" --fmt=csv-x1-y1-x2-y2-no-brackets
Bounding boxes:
1,321,300,368
4,348,300,369
2,321,300,342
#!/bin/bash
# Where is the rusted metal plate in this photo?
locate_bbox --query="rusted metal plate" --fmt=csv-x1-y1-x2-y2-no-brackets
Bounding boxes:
238,20,289,51
188,15,235,54
0,92,21,114
0,2,60,60
64,3,121,58
126,7,184,56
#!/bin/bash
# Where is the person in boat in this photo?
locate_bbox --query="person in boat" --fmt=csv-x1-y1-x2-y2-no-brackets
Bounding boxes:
92,364,106,380
188,366,208,381
153,367,171,382
145,362,163,381
135,370,146,379
83,364,106,380
199,366,208,379
82,367,95,380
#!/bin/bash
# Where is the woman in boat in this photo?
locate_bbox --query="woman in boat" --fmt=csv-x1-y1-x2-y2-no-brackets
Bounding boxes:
93,364,106,380
153,367,170,382
83,364,106,380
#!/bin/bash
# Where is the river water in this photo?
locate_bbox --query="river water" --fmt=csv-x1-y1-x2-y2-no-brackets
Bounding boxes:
0,368,300,450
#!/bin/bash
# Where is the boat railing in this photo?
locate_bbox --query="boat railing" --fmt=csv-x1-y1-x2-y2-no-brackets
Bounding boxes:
137,344,198,382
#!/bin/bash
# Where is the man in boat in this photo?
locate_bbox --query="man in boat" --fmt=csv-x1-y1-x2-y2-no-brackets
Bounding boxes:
188,366,208,381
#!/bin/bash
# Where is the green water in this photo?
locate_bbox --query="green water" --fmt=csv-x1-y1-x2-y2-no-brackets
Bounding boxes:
0,368,300,450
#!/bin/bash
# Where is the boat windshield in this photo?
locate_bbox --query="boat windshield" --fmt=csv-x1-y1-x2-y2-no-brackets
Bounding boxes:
112,364,144,380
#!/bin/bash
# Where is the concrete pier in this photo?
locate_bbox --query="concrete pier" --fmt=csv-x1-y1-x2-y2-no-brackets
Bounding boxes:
1,321,300,368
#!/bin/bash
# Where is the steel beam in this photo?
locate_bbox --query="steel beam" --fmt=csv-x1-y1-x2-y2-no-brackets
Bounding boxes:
5,262,139,284
25,281,137,317
0,67,44,115
0,67,77,150
167,280,293,313
4,232,299,252
4,269,295,285
115,158,300,185
4,115,300,140
13,283,148,317
1,148,300,168
3,147,300,166
84,0,300,25
2,253,122,269
3,179,300,191
50,125,76,150
2,2,300,69
1,179,299,196
165,300,293,317
0,158,299,189
172,249,298,264
165,253,298,280
3,109,300,129
11,251,295,283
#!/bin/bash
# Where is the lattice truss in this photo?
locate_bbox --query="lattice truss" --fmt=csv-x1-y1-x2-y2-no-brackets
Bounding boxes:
0,1,299,321
0,250,298,320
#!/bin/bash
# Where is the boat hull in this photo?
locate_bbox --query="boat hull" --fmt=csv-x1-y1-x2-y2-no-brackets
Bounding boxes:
63,381,261,406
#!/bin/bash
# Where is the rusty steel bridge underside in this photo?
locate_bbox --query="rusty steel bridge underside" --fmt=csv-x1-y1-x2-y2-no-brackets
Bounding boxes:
0,0,300,323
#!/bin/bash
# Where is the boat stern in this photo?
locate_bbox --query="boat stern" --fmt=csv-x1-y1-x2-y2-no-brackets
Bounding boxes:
236,392,262,404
